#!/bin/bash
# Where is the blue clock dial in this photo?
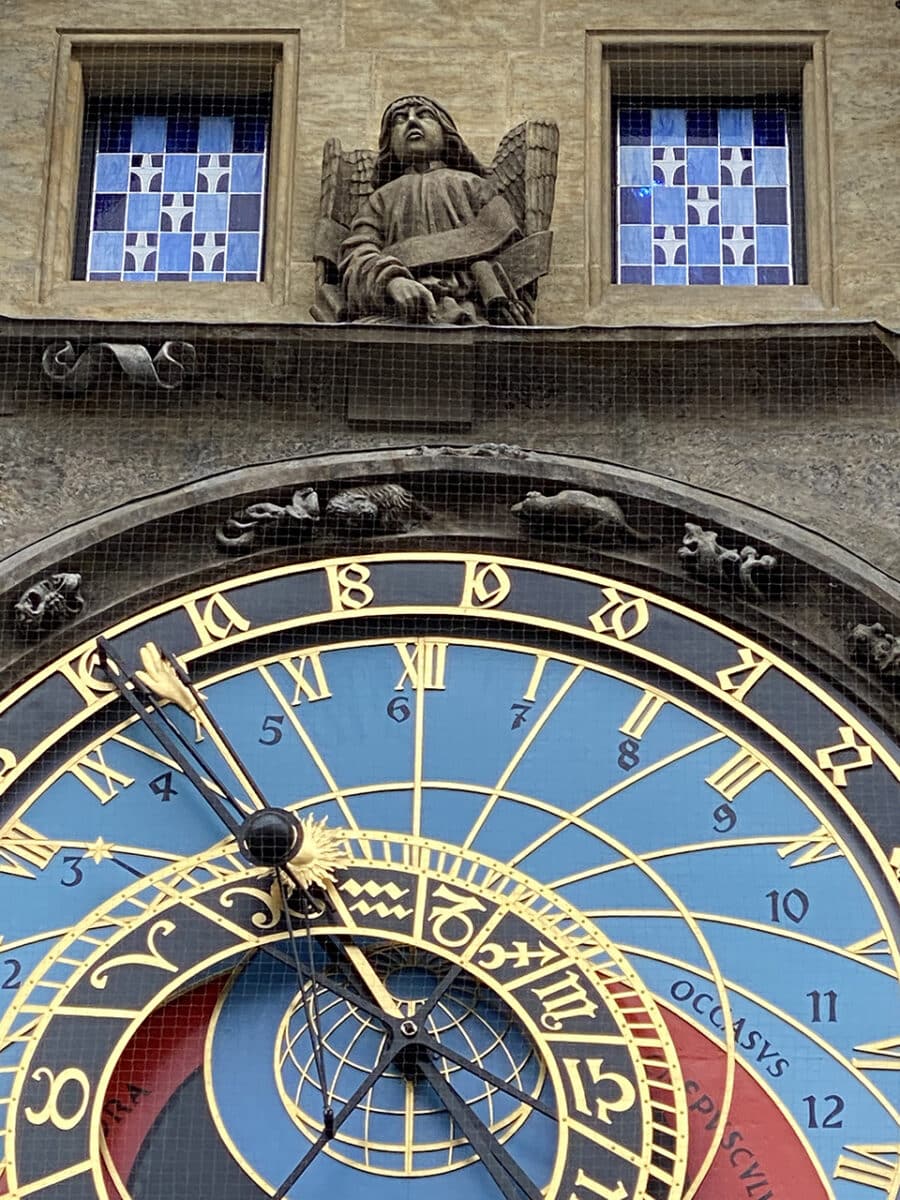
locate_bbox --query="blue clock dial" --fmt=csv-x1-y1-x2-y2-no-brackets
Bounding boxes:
0,553,897,1200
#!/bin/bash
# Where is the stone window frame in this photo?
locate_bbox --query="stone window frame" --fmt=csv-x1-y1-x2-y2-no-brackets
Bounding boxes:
585,33,836,319
39,31,299,318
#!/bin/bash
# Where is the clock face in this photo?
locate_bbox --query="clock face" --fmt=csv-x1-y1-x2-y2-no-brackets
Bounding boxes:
0,552,898,1200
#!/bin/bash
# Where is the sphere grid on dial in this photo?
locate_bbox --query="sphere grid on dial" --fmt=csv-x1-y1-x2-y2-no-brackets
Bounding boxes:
276,946,545,1176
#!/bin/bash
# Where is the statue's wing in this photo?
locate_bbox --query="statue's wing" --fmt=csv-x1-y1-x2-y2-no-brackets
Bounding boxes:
312,142,377,320
339,147,377,228
488,119,559,235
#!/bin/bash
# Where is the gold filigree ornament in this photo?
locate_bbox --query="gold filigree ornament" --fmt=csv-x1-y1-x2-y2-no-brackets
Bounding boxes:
286,815,349,891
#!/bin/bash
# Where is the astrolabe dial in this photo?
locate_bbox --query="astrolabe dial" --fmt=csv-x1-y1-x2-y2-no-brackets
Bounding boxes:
203,833,688,1200
274,945,544,1174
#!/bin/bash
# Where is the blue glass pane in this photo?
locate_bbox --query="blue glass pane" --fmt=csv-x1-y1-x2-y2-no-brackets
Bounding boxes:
95,154,129,191
719,109,753,145
131,117,167,153
164,155,198,191
93,194,126,230
620,266,652,283
98,118,131,153
723,265,756,285
756,188,788,224
653,266,686,285
652,187,685,224
686,108,717,144
226,232,261,272
88,231,124,271
619,225,651,265
158,232,192,272
195,194,228,232
191,272,225,281
686,147,718,186
721,187,755,225
753,109,786,146
231,154,265,192
126,193,160,231
686,186,719,225
233,116,268,152
688,265,721,284
620,187,651,224
687,226,720,264
756,225,790,264
618,109,651,145
754,147,788,186
198,117,234,153
166,117,199,152
758,266,791,284
228,193,261,231
651,109,685,145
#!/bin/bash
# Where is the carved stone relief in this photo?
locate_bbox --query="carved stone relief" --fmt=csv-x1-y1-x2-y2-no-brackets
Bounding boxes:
311,96,558,325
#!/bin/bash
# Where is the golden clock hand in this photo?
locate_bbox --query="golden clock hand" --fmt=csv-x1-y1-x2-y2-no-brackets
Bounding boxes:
97,637,244,838
323,879,405,1018
136,642,266,814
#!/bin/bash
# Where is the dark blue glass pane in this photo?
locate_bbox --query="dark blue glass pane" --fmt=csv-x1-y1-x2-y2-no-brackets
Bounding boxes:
620,187,651,224
228,194,261,231
753,109,786,146
93,194,126,230
620,266,652,283
686,108,718,145
688,266,721,284
225,271,260,282
233,116,268,152
619,109,651,145
166,116,200,152
758,266,791,284
98,118,132,153
157,272,190,281
756,187,788,224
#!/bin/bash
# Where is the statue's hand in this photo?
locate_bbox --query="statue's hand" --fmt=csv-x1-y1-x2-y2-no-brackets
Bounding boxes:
386,277,438,323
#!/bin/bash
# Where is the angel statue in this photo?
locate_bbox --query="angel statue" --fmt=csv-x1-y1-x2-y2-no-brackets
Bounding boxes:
310,96,559,325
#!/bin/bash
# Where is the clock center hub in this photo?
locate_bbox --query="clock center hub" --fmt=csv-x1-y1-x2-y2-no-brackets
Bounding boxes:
239,808,301,868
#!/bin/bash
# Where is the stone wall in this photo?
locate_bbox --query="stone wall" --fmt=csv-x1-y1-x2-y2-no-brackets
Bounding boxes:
0,0,897,327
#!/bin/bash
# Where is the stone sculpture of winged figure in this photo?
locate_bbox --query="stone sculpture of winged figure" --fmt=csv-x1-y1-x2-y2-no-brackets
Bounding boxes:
310,96,559,325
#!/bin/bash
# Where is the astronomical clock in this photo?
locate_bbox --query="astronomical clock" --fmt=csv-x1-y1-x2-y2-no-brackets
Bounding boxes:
1,521,899,1200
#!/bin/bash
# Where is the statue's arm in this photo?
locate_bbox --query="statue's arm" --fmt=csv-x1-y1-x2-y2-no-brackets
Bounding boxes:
338,192,414,319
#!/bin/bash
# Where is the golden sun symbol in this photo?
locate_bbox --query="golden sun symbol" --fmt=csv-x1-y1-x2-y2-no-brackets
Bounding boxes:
286,815,349,890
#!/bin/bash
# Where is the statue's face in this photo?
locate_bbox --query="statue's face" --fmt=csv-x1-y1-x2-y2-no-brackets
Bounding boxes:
389,102,445,163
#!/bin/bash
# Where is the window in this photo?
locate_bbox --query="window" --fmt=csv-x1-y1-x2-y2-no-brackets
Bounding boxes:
614,100,804,286
586,36,834,314
76,97,271,282
40,34,299,314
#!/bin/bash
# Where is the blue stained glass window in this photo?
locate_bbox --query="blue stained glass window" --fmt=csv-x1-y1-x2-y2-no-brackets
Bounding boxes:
80,103,269,282
615,105,797,286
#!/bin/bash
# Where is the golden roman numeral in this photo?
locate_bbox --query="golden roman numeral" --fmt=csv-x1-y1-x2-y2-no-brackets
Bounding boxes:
852,1036,900,1072
277,651,332,704
833,1144,900,1194
568,1168,628,1200
460,561,511,609
816,725,874,787
777,825,843,868
705,747,766,800
183,592,251,645
847,931,893,961
69,746,135,804
523,652,551,702
0,820,58,878
394,640,448,691
325,561,374,611
57,645,117,706
715,647,771,702
619,690,666,740
587,587,649,641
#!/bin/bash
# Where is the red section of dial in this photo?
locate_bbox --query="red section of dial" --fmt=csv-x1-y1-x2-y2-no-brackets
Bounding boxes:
100,982,828,1200
660,1007,830,1200
101,979,225,1198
